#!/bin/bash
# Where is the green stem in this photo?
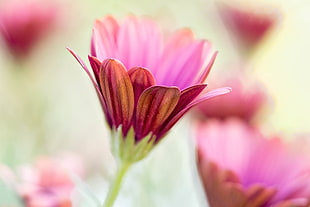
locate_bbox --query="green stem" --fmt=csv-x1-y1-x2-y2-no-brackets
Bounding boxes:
103,162,131,207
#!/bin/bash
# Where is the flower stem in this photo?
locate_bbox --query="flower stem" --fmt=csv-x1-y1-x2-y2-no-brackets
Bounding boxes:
103,162,131,207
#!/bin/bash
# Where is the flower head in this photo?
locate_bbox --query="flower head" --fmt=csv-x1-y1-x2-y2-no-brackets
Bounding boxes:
0,0,59,60
68,16,230,152
196,75,266,122
196,119,310,207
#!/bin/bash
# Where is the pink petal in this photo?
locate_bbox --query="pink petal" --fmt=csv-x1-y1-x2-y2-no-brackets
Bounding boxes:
154,29,196,84
115,17,162,70
162,29,195,58
91,16,119,60
139,19,162,72
157,40,205,88
165,41,207,88
117,16,142,69
195,51,218,84
189,87,232,106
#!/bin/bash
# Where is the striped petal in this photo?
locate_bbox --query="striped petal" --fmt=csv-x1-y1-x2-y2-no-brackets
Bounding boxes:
155,84,207,138
157,87,231,138
134,86,180,141
99,59,134,134
128,67,156,105
170,84,207,118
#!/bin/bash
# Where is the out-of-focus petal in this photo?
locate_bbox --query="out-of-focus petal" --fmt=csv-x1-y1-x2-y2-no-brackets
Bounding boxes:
0,0,60,60
196,76,267,123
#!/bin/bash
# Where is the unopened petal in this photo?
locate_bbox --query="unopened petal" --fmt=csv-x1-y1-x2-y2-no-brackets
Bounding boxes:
134,86,180,141
155,84,207,138
170,84,207,118
157,87,231,138
99,59,135,134
128,66,156,105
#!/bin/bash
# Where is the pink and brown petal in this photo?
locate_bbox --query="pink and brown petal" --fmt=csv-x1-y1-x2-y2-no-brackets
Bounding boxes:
99,59,135,135
134,86,180,141
128,67,156,105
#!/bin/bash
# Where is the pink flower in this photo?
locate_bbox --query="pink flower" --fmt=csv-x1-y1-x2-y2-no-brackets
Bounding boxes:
18,156,83,207
196,119,310,207
0,0,59,60
196,76,266,122
217,3,278,54
68,16,230,143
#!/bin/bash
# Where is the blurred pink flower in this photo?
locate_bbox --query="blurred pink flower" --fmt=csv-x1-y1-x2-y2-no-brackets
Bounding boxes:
217,3,278,54
0,0,59,60
196,76,266,122
18,156,83,207
196,119,310,207
68,16,230,143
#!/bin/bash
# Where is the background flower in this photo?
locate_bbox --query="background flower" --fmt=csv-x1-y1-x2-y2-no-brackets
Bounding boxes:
0,0,60,60
196,119,310,207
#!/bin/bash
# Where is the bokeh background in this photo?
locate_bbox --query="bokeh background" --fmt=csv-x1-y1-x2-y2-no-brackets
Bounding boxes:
0,0,310,206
